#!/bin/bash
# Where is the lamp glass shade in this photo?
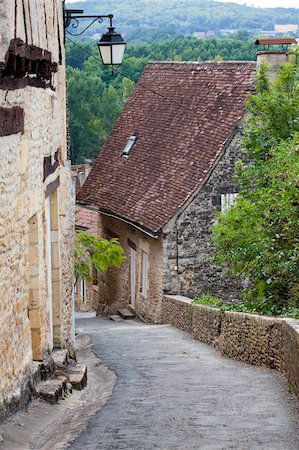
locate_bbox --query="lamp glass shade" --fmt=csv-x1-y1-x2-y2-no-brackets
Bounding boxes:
98,27,126,65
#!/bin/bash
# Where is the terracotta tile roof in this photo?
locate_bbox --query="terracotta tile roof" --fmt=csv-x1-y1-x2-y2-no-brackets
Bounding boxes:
255,38,296,46
77,61,256,234
76,206,98,234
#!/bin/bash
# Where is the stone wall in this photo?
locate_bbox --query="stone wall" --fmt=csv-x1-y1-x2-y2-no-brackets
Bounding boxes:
218,311,285,371
284,320,299,397
0,1,74,420
162,295,299,398
60,161,75,350
162,132,244,303
75,280,99,313
98,215,164,323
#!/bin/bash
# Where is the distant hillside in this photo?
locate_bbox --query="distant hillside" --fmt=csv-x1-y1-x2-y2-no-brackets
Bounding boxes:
66,0,299,42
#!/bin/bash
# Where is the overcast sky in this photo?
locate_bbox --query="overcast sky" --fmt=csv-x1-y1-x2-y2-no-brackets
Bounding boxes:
218,0,299,7
66,0,298,5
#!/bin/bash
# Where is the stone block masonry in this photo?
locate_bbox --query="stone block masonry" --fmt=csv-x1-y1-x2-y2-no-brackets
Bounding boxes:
97,215,164,324
284,320,299,397
162,295,299,398
218,311,285,372
0,0,74,420
163,132,245,303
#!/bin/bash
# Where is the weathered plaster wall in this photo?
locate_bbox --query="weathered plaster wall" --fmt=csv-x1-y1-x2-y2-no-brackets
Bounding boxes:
162,295,299,398
163,132,244,302
0,1,74,420
98,216,163,323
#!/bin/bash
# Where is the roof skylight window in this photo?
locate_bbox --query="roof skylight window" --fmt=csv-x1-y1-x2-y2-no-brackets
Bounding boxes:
122,134,138,156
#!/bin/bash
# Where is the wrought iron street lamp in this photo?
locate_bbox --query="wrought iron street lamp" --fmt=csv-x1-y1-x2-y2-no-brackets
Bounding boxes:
64,9,126,66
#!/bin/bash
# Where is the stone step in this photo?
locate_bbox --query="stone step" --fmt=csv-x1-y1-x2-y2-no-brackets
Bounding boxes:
32,361,43,385
67,363,87,390
110,314,124,322
36,378,66,404
117,308,135,320
32,355,56,382
52,349,68,371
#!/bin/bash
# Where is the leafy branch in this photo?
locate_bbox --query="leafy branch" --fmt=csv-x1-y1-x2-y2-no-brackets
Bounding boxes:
74,230,125,283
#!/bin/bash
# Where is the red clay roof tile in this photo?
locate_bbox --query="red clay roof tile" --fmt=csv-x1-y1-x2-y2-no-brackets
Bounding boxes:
255,38,296,46
76,206,98,234
77,61,256,234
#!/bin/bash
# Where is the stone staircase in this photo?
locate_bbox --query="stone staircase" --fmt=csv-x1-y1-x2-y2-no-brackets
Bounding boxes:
33,350,87,405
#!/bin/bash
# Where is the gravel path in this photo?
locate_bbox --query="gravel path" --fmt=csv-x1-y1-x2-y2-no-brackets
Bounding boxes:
70,316,299,450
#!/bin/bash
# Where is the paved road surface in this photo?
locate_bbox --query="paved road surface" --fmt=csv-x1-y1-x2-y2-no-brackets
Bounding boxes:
70,316,299,450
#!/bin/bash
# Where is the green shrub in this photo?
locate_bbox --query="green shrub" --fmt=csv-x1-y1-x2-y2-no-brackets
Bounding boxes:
193,294,299,318
212,57,299,310
192,293,222,308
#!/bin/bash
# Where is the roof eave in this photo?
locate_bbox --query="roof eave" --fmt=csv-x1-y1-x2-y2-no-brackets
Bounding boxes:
99,210,160,239
76,203,160,239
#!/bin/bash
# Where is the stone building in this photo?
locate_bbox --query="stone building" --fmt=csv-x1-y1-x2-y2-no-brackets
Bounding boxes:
71,163,99,312
77,61,256,322
0,0,74,419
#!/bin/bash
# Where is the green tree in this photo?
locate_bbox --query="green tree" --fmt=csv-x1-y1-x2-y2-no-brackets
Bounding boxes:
67,66,107,162
65,0,298,43
212,57,299,311
74,230,125,283
66,35,257,163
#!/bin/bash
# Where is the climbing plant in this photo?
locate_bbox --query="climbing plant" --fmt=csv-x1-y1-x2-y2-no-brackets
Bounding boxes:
212,55,299,312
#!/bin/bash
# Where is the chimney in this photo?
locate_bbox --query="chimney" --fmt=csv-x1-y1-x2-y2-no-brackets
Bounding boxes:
255,38,297,83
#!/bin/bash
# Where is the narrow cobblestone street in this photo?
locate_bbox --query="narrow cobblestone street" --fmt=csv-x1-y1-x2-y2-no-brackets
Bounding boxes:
70,316,299,450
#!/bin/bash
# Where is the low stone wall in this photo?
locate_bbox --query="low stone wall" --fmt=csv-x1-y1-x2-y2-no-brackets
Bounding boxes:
161,295,193,333
284,320,299,397
192,304,222,345
218,312,285,372
162,295,299,398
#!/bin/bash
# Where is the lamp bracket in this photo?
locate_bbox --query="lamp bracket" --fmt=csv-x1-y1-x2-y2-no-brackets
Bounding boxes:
64,9,113,36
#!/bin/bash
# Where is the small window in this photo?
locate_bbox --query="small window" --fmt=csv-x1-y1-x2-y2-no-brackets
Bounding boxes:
140,251,149,297
221,193,238,212
122,134,138,156
80,278,86,302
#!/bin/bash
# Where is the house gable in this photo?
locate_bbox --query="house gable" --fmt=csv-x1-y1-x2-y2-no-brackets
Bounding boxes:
162,132,244,301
